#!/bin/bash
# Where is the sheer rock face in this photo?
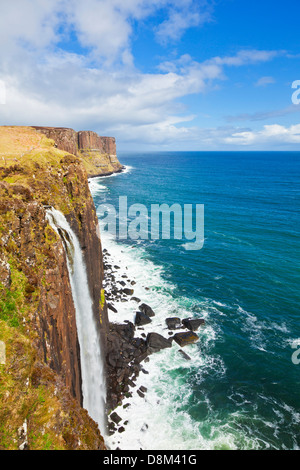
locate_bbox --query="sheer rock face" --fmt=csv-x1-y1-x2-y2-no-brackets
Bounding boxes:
77,130,116,156
0,126,109,449
32,126,78,155
32,126,123,177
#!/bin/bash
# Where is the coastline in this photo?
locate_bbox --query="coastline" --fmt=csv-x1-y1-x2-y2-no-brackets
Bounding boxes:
87,165,126,179
0,125,108,449
2,127,298,450
88,169,207,450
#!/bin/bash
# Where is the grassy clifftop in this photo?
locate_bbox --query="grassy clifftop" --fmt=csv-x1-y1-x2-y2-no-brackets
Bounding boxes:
0,126,89,212
0,126,106,450
32,126,124,178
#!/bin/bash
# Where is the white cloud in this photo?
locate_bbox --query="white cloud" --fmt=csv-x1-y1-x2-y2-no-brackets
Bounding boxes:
0,46,292,149
255,76,276,87
0,0,64,52
211,49,282,67
0,0,297,150
155,0,213,44
225,105,300,123
224,124,300,146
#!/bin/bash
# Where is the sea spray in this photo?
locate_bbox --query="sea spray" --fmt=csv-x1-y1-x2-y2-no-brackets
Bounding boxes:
46,208,107,435
88,156,300,450
92,227,228,450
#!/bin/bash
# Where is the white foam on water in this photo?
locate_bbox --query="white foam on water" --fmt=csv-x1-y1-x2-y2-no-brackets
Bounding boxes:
89,176,295,450
88,178,108,196
89,165,134,181
97,222,251,450
237,305,292,353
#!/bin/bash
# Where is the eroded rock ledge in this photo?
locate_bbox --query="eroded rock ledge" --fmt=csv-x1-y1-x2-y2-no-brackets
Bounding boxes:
101,248,205,438
0,126,108,450
32,126,124,177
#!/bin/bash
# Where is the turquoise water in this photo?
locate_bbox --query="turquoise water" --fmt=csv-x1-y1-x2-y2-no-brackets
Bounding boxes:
90,151,300,450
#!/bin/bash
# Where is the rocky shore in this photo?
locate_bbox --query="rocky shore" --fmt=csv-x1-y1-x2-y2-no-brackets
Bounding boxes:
101,248,206,437
32,126,124,178
0,126,115,450
0,125,205,449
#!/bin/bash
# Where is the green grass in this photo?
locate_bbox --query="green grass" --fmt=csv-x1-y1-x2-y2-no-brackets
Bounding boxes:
0,289,20,328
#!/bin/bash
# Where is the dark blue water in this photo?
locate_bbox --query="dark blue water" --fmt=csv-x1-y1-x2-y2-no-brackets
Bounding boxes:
91,151,300,450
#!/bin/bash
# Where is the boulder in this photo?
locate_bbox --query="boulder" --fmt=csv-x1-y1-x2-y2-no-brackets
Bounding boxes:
173,331,199,347
146,332,172,354
178,349,191,361
123,288,134,296
135,311,152,327
166,317,182,330
110,412,122,425
139,303,155,317
107,303,118,313
182,318,205,331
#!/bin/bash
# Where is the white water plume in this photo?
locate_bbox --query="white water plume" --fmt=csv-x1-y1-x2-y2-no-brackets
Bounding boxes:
46,208,107,435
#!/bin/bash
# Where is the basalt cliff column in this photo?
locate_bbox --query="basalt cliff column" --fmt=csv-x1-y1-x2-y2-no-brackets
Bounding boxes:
0,126,110,450
33,126,124,177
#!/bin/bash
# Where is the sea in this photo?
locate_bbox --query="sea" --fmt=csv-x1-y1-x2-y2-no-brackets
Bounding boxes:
89,151,300,450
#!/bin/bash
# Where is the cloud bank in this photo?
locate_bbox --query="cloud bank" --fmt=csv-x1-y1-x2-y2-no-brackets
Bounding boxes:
0,0,298,150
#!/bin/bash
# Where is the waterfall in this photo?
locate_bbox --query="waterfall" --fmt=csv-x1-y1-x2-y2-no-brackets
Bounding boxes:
46,208,107,435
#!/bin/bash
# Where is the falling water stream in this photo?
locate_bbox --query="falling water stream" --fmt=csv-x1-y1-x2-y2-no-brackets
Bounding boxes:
46,208,107,436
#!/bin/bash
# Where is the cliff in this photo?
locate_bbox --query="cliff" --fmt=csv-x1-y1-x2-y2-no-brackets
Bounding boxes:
0,126,110,450
32,127,124,177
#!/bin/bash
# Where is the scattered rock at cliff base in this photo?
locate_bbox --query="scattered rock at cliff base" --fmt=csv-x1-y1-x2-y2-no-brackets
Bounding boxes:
146,332,173,354
135,311,152,327
107,303,118,313
178,349,192,361
137,386,147,398
138,303,155,317
182,318,205,331
110,412,122,425
173,331,199,347
166,317,182,330
122,288,134,296
106,322,149,411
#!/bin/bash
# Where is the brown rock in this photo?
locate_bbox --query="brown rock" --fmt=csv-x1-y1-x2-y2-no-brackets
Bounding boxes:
173,332,199,347
135,311,152,326
139,303,155,317
32,126,122,177
166,317,181,330
182,318,205,331
146,332,172,353
32,126,78,155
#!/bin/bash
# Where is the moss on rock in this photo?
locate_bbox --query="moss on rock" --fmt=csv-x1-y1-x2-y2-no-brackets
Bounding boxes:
0,126,107,450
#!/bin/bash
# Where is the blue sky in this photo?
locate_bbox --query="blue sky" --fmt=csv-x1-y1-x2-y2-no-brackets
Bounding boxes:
0,0,300,150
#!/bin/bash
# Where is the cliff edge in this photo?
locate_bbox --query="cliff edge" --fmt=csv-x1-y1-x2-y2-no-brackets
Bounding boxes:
0,126,110,450
32,126,124,177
